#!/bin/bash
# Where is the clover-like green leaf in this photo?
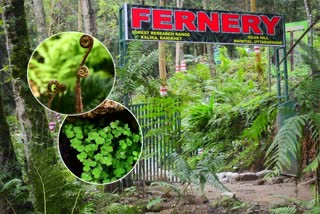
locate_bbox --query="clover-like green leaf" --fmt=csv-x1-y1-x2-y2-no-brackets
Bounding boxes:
114,167,125,178
119,140,127,150
95,137,104,145
83,165,91,172
103,126,111,133
116,151,126,160
85,138,91,143
133,134,140,143
107,133,113,140
92,167,102,179
112,130,121,138
101,145,113,153
73,126,82,134
126,156,134,165
94,153,103,161
77,152,87,162
75,133,84,140
84,144,98,152
88,132,100,140
126,138,133,146
81,172,92,181
132,151,139,157
101,156,112,166
110,120,120,129
101,171,109,179
98,129,107,138
64,128,75,139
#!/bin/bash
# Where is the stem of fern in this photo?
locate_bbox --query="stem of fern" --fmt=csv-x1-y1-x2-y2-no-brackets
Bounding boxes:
31,158,46,214
71,189,82,214
5,198,17,214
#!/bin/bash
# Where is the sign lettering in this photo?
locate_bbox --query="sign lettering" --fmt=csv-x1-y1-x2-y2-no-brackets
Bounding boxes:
124,4,285,46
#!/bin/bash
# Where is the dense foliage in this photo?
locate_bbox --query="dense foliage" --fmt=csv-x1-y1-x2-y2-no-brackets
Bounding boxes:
1,0,320,213
62,119,141,183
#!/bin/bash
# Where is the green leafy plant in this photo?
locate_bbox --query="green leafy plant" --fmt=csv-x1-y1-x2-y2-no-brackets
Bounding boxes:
270,206,297,214
62,119,141,183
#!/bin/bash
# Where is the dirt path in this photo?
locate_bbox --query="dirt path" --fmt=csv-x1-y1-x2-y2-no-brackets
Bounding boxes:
204,179,313,207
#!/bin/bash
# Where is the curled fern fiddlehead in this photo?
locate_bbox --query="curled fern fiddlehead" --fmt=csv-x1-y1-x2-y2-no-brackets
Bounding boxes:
47,80,60,94
75,34,94,113
47,80,66,109
77,66,89,78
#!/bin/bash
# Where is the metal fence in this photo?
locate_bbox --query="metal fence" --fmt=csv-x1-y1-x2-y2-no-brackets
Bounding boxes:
130,101,181,183
105,100,181,191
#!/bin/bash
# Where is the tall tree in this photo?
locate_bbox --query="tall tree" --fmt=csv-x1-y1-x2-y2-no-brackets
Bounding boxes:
202,0,215,76
0,88,22,213
78,0,83,31
2,0,54,208
159,0,166,94
81,0,97,36
33,0,47,42
175,0,184,73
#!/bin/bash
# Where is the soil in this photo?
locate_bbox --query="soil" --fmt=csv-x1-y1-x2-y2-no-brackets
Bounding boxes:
205,179,313,207
120,177,314,214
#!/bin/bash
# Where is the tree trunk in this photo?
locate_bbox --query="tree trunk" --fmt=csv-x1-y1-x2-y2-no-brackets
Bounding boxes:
304,0,315,75
33,0,47,42
251,0,263,85
0,88,22,213
78,0,83,31
175,0,184,73
2,0,54,210
81,0,97,36
203,0,215,76
159,0,166,88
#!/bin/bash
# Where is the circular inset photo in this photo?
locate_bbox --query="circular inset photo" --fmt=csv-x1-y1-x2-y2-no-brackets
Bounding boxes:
28,32,115,115
58,100,143,184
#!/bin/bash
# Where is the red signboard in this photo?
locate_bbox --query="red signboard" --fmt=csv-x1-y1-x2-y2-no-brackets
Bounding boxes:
123,4,285,46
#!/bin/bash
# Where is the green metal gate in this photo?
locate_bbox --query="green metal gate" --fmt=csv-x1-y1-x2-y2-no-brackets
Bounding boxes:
129,100,181,183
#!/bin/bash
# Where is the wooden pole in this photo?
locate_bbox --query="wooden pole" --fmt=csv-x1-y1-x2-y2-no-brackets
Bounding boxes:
251,0,263,84
78,0,83,32
159,0,167,95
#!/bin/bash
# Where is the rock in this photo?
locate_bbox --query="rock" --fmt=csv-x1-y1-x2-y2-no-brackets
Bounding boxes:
217,172,226,180
298,178,316,186
195,195,209,204
256,170,272,178
271,177,284,184
225,172,240,182
220,192,236,199
161,191,172,198
256,179,265,185
236,172,258,181
160,209,174,214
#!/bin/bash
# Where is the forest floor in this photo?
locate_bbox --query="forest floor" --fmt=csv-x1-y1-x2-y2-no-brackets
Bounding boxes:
118,175,314,213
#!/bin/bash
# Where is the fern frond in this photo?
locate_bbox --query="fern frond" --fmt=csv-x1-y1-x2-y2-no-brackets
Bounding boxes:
305,152,320,173
192,154,229,193
0,179,22,195
151,181,182,196
29,147,83,214
169,152,192,183
270,206,297,214
265,115,308,176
